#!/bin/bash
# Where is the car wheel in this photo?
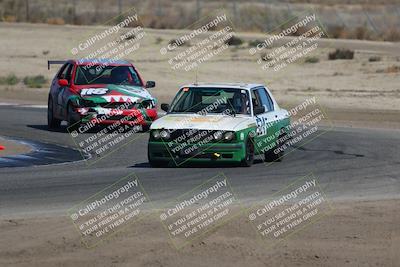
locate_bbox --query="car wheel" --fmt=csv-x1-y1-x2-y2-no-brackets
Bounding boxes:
265,130,287,162
147,149,168,167
241,138,254,167
67,103,80,130
141,124,150,132
47,97,61,129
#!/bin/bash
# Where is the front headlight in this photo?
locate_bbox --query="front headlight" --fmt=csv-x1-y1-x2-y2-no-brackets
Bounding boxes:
213,131,223,140
152,130,160,139
160,130,170,140
223,131,235,141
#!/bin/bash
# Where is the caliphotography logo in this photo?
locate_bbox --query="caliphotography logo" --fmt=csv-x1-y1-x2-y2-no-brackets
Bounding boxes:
68,172,153,248
158,9,236,74
158,173,245,249
247,173,333,249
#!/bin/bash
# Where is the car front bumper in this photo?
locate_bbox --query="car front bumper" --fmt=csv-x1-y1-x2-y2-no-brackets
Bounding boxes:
148,141,246,164
77,108,157,126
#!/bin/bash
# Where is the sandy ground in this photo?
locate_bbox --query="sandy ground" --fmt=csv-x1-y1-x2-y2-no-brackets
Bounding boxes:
0,22,399,129
0,137,32,157
0,199,399,267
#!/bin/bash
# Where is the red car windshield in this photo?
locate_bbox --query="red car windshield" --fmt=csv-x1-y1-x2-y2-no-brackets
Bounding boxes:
74,65,142,86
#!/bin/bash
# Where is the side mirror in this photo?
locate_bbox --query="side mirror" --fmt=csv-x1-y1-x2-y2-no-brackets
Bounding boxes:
161,103,169,112
253,106,265,115
145,81,156,88
58,79,68,87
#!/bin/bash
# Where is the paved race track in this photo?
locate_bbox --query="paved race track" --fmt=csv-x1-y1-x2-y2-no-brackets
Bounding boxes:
0,105,399,217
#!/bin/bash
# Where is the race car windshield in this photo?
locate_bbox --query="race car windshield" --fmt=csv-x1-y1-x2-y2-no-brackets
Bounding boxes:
169,87,251,115
74,65,143,86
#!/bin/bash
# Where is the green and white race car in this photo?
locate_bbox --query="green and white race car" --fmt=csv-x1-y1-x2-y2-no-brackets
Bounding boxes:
148,83,290,167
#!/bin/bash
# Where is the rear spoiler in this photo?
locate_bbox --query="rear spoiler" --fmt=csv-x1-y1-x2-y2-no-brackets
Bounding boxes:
48,60,67,70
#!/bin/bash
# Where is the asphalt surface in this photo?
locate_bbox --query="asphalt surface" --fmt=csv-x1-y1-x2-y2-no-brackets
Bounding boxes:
0,105,399,218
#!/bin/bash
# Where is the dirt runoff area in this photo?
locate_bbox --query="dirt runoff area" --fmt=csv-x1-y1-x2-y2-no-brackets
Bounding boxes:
0,22,400,130
0,199,398,267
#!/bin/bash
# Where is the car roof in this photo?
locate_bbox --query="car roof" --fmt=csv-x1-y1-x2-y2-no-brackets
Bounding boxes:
72,58,131,65
181,83,265,90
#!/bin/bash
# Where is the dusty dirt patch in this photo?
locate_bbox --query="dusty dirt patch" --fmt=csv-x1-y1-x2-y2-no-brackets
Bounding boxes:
0,199,398,267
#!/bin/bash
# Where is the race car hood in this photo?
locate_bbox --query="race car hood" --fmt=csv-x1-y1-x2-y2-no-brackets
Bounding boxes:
76,84,154,104
150,113,253,131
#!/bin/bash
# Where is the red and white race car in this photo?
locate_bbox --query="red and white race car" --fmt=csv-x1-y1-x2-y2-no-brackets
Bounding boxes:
47,58,157,130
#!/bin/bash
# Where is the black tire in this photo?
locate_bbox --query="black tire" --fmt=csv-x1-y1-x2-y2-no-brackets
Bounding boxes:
47,97,61,129
241,138,254,167
265,130,287,162
141,124,150,132
147,148,168,167
67,103,80,130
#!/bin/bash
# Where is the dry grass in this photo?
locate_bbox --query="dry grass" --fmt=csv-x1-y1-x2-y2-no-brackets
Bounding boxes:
0,74,19,85
224,36,243,46
46,17,65,25
304,56,320,63
369,56,381,62
23,75,47,88
385,65,400,73
0,22,399,112
2,15,17,22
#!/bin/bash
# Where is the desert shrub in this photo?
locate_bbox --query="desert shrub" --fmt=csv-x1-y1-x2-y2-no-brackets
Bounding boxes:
225,36,243,46
288,25,309,37
168,38,190,47
155,37,163,44
328,49,354,60
3,15,17,22
248,39,264,47
328,26,348,39
260,52,272,62
121,33,135,41
383,28,400,42
0,74,19,85
304,56,319,63
368,56,381,62
23,75,47,88
354,26,372,40
385,65,400,73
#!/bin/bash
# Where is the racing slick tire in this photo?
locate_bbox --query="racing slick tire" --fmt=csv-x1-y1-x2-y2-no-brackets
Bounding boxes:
141,124,150,132
241,138,255,167
147,149,168,167
265,130,287,162
47,97,61,129
67,103,80,130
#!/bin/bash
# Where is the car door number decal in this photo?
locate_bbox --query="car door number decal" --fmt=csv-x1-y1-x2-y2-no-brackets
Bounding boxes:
256,116,268,136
